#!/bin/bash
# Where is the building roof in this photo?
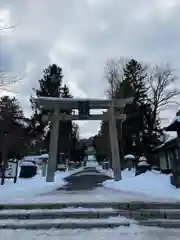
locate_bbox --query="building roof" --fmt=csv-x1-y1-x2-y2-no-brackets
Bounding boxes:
165,116,180,132
154,137,177,151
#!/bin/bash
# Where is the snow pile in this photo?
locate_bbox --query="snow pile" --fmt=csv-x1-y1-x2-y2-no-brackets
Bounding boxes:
38,153,48,159
20,161,35,166
0,172,68,203
103,169,180,201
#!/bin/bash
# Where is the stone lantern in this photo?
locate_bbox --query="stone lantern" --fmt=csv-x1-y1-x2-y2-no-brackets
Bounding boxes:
124,154,135,170
135,156,151,176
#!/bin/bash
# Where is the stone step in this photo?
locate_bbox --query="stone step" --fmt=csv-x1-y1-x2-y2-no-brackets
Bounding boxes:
119,209,180,220
125,202,180,210
2,208,180,220
139,219,180,229
0,202,126,210
1,201,180,210
0,218,131,230
0,208,119,219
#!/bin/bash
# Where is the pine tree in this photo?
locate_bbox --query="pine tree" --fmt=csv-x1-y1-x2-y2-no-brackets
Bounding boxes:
30,64,69,151
100,59,161,164
36,64,63,97
123,59,148,104
30,64,77,164
120,59,160,157
57,84,73,163
30,64,63,142
0,96,26,165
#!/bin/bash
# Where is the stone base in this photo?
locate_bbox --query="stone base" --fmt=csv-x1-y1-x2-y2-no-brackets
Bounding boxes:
63,166,112,190
170,175,180,188
161,169,172,174
64,174,111,190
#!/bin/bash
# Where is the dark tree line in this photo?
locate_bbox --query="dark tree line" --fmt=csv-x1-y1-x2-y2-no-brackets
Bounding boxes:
94,58,180,166
0,59,179,168
0,64,84,167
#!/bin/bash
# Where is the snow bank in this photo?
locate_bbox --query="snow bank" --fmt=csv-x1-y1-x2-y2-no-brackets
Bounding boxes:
0,172,68,203
103,170,180,201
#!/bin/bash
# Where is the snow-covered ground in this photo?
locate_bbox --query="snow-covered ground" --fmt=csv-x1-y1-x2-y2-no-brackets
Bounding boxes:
0,179,150,204
1,167,180,204
1,169,180,239
1,226,180,240
0,170,68,203
103,169,180,202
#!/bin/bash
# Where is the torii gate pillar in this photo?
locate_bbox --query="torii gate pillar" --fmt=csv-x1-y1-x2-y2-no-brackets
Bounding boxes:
46,108,60,182
109,105,122,181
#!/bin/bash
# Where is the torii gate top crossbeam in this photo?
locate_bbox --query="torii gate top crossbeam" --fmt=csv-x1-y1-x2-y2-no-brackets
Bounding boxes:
33,97,133,110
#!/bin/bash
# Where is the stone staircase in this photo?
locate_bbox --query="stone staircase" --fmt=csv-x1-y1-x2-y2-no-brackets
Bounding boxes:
1,201,180,229
0,203,131,229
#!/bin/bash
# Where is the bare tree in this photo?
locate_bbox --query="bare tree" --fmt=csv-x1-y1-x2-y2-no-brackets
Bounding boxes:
104,58,127,98
147,64,180,126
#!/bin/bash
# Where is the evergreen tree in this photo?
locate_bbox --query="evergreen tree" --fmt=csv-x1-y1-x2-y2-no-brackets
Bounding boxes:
30,64,63,145
0,96,27,165
120,59,160,157
30,64,78,164
100,59,161,166
57,84,73,163
36,64,63,97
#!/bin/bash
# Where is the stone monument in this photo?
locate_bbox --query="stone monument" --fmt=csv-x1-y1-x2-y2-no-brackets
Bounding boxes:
63,145,112,190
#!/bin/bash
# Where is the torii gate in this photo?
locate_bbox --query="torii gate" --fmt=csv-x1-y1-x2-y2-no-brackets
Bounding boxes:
34,97,133,182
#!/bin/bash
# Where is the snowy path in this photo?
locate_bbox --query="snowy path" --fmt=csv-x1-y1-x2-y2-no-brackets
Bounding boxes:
0,172,173,204
35,186,149,203
0,170,152,204
1,185,152,204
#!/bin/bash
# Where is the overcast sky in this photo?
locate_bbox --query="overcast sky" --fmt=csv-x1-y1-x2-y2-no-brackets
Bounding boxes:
0,0,180,138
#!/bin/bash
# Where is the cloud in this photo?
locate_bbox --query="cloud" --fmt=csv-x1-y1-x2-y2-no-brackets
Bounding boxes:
1,0,180,138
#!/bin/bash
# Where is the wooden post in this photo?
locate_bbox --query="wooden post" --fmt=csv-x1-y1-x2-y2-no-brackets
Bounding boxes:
42,162,47,177
46,108,60,182
14,160,18,183
109,106,122,181
0,165,5,185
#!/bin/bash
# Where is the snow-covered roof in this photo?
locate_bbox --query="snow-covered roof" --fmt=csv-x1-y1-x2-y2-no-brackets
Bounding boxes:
20,161,36,166
139,156,147,162
154,136,176,150
170,116,180,125
137,161,150,166
124,154,135,159
23,156,37,161
38,153,49,159
165,116,180,129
